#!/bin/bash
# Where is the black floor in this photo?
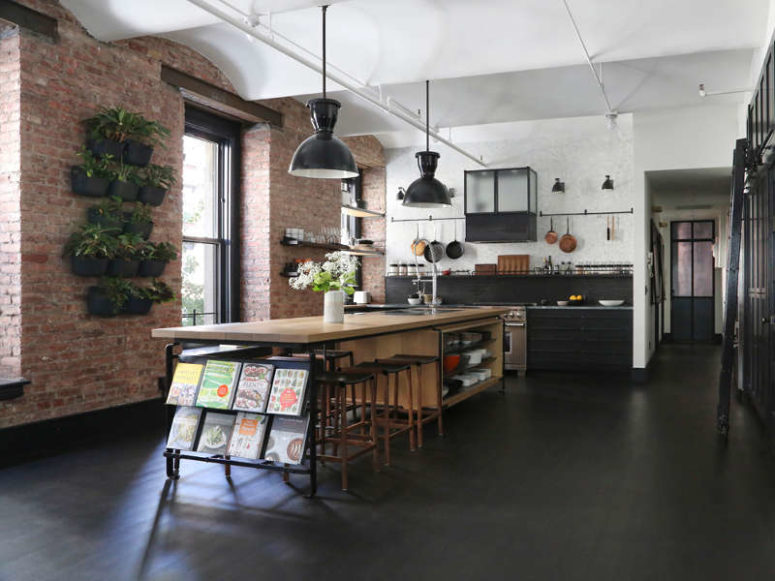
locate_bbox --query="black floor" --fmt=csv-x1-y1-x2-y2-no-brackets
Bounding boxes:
2,344,775,580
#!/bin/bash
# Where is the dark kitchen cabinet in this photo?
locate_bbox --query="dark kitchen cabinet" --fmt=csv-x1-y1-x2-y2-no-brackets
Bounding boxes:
526,307,633,371
465,166,537,242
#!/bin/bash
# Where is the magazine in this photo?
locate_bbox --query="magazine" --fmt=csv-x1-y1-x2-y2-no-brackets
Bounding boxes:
166,406,202,450
227,412,270,460
232,363,274,413
195,360,242,410
165,363,204,406
262,415,309,464
266,367,308,415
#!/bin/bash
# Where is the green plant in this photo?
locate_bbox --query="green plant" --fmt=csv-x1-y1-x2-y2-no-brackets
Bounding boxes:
63,224,119,259
109,161,138,183
141,164,177,189
85,107,143,143
127,202,152,224
131,117,171,148
289,251,357,295
90,196,124,219
97,276,132,313
114,233,147,261
142,242,178,262
131,279,175,303
75,146,113,179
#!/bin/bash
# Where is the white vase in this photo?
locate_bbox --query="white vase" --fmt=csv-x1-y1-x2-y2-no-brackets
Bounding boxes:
323,290,344,323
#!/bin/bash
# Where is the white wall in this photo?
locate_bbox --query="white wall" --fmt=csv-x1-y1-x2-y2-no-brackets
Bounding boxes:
632,104,741,367
385,115,634,272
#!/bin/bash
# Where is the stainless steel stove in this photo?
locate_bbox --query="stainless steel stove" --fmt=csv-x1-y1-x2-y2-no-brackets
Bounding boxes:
473,303,529,373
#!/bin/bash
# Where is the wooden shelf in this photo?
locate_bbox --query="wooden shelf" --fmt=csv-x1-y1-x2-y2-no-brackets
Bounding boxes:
344,248,384,257
280,238,349,251
341,205,384,219
443,376,502,408
444,356,496,377
444,337,496,355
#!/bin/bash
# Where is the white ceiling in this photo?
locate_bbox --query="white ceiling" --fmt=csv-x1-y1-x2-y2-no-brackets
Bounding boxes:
60,0,771,138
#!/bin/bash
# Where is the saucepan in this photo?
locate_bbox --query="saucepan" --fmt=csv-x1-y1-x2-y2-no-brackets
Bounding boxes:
424,224,444,263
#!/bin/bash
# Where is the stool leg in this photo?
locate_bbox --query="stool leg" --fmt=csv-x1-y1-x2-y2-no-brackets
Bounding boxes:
436,361,445,436
416,365,424,448
383,375,391,466
406,369,416,452
339,385,348,491
370,378,379,469
224,456,231,478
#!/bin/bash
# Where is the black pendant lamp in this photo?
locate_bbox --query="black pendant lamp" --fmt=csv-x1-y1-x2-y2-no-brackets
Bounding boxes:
288,6,358,179
402,80,451,207
602,175,614,190
551,178,565,193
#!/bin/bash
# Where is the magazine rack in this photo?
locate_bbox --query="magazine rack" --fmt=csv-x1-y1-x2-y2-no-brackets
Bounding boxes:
162,344,322,497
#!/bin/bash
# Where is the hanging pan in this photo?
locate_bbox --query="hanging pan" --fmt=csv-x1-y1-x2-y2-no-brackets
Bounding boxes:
424,224,444,263
559,217,577,253
411,224,426,256
446,221,464,259
545,217,557,244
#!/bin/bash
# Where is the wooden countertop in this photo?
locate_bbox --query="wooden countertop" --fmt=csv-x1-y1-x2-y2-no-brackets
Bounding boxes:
152,307,508,345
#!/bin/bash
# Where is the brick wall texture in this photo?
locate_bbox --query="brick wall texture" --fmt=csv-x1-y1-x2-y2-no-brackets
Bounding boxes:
0,0,385,428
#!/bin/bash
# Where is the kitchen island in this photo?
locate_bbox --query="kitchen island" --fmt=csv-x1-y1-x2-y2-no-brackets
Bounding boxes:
152,306,508,494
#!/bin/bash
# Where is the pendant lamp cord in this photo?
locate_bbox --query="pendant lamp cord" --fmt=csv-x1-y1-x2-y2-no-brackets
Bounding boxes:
425,79,429,152
322,5,328,99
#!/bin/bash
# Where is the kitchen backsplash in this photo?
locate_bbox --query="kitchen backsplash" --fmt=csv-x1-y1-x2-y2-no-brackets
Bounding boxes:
383,114,635,272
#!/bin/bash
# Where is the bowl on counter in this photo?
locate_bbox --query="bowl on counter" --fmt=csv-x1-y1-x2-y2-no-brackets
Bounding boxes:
557,300,569,306
408,297,422,305
598,299,625,307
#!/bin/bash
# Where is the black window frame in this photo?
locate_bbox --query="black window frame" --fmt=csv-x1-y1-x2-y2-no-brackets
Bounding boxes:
182,106,241,325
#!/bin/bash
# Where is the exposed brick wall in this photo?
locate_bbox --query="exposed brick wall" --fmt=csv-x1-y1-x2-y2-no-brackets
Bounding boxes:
0,30,22,378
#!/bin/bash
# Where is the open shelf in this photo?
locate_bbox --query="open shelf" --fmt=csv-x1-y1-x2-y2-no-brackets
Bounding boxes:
280,272,299,278
341,205,384,219
444,356,496,377
443,376,502,408
280,237,349,251
344,248,384,257
444,337,496,355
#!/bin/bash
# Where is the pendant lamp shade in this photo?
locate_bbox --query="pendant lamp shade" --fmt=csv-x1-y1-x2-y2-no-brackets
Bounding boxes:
402,80,451,207
602,175,614,190
288,6,357,179
551,178,565,193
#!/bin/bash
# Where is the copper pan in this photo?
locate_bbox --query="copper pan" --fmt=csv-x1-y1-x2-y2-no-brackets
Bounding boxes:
559,218,577,253
545,218,557,244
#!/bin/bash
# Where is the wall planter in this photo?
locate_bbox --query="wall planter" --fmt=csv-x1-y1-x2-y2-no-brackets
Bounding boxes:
71,256,109,277
87,207,122,231
123,216,153,239
125,296,153,315
86,286,118,317
87,138,125,159
107,259,140,277
138,260,167,277
108,179,139,201
71,167,109,197
123,140,153,166
137,186,166,206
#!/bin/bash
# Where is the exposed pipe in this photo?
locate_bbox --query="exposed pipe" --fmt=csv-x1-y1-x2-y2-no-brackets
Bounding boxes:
186,0,487,167
561,0,614,115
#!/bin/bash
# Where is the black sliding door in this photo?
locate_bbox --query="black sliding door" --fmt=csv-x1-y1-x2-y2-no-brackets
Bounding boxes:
670,220,715,342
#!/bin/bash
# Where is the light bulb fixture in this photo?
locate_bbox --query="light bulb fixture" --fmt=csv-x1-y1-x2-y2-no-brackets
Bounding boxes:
605,111,618,130
397,187,406,200
602,175,614,190
551,178,565,193
288,6,358,179
402,80,451,207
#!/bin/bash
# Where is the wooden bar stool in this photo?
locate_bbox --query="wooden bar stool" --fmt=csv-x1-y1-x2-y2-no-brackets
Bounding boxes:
376,354,443,447
345,361,415,466
315,370,378,491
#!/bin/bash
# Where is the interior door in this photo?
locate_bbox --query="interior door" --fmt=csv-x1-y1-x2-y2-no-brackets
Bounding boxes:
671,220,715,342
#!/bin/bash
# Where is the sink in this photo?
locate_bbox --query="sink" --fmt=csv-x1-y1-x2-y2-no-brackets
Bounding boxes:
382,307,466,316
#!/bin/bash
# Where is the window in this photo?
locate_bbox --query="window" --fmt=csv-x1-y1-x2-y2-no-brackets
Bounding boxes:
181,108,241,325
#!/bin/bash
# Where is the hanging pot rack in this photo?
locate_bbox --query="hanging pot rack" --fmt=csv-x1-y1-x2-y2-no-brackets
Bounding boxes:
391,215,465,223
539,208,633,217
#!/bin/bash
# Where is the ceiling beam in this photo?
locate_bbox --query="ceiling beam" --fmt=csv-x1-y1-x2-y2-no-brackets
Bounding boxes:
161,65,283,127
0,0,57,40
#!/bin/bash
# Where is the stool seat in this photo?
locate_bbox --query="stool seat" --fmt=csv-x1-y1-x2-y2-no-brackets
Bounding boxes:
314,349,353,360
316,371,375,385
380,354,439,365
350,361,411,374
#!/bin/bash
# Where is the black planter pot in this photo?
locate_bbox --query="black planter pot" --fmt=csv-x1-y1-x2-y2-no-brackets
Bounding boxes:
123,219,153,239
71,256,109,277
108,180,139,202
107,259,140,277
87,286,119,317
71,167,109,197
138,186,167,207
125,296,153,315
123,140,153,167
86,207,123,232
138,260,167,277
87,138,125,159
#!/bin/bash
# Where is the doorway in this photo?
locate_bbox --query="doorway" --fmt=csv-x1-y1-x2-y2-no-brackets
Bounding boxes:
670,220,715,342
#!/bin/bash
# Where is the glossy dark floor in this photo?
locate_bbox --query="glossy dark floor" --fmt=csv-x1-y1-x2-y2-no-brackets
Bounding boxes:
2,344,775,580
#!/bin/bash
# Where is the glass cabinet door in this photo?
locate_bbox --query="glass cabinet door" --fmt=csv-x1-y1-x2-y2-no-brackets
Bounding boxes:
497,168,528,212
466,171,495,213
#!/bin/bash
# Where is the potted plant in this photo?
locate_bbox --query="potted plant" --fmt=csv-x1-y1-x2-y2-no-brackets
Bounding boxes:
107,161,140,201
87,276,131,316
289,251,357,323
123,202,153,239
87,196,124,231
84,107,141,159
138,241,178,277
126,279,175,314
107,232,145,277
138,164,176,206
124,117,170,167
71,147,113,197
63,223,119,276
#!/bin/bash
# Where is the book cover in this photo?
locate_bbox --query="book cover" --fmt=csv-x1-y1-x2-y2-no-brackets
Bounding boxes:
266,367,309,415
166,406,202,451
262,415,309,464
232,363,274,413
165,362,204,406
227,412,270,460
195,360,242,410
196,411,235,456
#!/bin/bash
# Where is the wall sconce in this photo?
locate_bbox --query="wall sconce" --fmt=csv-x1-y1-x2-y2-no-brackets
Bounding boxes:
601,175,614,190
551,178,565,193
397,187,406,200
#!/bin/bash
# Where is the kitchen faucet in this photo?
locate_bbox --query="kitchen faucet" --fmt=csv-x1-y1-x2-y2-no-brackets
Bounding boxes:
412,237,439,306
